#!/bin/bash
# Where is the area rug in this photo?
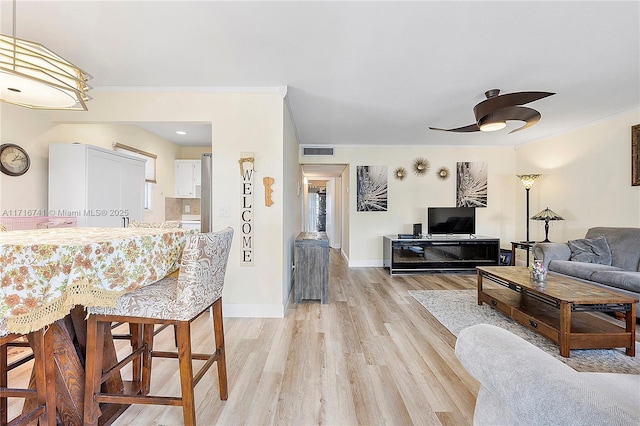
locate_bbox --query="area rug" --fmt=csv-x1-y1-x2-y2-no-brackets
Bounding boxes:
409,289,640,374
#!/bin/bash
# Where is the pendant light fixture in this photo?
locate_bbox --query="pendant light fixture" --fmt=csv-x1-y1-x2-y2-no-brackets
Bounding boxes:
0,0,92,110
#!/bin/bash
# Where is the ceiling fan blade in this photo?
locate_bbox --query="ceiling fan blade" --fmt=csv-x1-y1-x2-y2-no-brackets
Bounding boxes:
477,106,541,134
429,123,480,133
474,91,554,122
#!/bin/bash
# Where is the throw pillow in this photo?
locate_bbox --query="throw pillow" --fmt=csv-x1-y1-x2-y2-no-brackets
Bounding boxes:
568,235,612,265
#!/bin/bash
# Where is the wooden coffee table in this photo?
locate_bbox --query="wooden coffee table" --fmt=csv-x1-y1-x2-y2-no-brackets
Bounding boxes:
477,266,637,358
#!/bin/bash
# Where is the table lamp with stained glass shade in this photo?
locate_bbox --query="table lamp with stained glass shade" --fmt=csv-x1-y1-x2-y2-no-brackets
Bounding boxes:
531,207,565,242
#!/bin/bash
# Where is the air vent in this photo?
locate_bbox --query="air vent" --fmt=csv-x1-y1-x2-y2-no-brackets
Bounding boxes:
301,146,335,157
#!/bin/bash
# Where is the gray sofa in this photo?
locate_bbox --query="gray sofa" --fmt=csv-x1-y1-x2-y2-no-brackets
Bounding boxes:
533,227,640,317
455,324,640,425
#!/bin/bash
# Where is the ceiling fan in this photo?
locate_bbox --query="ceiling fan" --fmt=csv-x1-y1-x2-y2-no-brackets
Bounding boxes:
429,89,555,134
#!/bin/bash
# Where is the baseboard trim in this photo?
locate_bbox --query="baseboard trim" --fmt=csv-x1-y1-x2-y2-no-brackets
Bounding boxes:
223,303,285,318
348,259,384,268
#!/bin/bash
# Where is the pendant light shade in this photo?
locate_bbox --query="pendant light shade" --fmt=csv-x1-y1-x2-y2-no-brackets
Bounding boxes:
0,34,92,111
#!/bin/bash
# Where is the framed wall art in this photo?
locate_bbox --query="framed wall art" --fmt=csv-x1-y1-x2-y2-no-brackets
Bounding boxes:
456,161,488,207
356,165,388,211
632,124,639,186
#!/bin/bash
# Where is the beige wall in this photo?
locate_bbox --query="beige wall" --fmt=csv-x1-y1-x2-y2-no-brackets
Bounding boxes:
0,105,52,213
515,108,640,245
2,91,637,311
283,100,301,305
302,145,518,266
1,89,292,317
0,108,180,224
301,109,640,267
179,146,212,159
51,89,289,316
341,165,351,259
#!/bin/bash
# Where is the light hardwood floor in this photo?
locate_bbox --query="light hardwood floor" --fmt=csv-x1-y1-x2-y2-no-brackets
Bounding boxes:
8,249,640,424
111,248,480,425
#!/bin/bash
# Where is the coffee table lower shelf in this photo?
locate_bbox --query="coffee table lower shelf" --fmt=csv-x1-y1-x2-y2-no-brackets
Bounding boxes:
479,288,635,356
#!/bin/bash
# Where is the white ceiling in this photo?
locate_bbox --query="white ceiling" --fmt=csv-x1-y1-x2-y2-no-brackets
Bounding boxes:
2,1,639,147
134,122,212,146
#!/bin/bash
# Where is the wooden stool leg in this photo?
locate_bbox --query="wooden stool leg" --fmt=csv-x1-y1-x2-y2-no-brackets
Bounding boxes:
176,321,196,426
43,328,57,426
141,323,154,395
27,329,49,426
1,343,7,425
84,316,106,426
212,298,228,400
130,323,143,384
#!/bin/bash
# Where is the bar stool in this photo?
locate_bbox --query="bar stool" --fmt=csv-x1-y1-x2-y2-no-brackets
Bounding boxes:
83,228,233,426
0,324,56,425
125,220,184,341
111,220,182,366
0,222,41,422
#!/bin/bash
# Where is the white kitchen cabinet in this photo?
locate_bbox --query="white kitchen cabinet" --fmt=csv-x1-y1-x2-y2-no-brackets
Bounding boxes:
175,160,201,198
49,144,145,227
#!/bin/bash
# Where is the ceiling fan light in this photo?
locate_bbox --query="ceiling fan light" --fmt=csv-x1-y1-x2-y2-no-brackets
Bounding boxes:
479,121,506,132
0,34,92,110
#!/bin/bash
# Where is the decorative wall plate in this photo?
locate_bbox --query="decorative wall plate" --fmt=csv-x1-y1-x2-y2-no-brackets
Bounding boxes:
413,158,429,176
394,166,407,180
437,166,450,180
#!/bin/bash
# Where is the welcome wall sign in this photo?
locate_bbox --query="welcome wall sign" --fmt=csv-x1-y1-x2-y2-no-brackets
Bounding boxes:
239,152,255,266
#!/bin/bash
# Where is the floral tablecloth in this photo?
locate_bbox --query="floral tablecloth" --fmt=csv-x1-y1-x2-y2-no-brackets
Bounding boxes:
0,227,195,335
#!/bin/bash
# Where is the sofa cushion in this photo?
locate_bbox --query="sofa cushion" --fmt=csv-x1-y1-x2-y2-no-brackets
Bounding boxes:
580,373,640,416
455,325,640,426
590,271,640,294
549,260,622,281
585,227,640,271
568,235,612,265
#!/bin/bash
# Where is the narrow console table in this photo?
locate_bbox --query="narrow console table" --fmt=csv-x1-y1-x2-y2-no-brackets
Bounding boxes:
383,234,500,274
294,232,329,303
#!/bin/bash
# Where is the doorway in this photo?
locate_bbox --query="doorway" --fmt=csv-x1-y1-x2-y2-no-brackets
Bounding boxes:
301,164,347,250
306,180,327,232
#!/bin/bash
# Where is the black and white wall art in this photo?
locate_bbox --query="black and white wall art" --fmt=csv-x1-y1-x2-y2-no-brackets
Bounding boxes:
356,165,388,211
456,162,488,207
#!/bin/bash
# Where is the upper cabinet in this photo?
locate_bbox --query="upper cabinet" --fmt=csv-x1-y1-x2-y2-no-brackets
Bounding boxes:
49,144,145,227
175,160,201,198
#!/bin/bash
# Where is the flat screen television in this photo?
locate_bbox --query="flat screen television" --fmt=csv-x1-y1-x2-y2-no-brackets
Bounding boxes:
428,207,476,235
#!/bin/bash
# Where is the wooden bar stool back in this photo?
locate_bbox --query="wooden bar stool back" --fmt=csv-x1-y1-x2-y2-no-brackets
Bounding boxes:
83,227,233,426
0,324,56,426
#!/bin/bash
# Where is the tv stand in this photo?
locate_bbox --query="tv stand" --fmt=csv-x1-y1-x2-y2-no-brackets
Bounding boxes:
426,233,477,239
383,234,500,274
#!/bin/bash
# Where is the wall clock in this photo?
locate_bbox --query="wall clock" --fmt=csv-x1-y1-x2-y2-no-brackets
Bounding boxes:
0,144,31,176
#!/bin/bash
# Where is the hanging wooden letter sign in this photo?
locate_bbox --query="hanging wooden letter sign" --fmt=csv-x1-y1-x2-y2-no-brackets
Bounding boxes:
239,152,255,266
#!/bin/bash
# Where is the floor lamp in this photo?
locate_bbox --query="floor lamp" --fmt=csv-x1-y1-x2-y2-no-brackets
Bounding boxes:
516,174,541,243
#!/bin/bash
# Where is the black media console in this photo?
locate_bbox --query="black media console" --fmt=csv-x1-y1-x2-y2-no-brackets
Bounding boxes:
383,235,500,274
